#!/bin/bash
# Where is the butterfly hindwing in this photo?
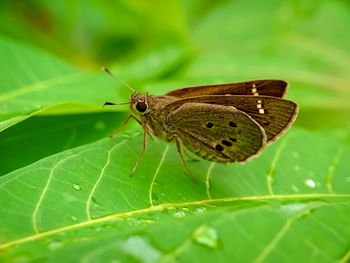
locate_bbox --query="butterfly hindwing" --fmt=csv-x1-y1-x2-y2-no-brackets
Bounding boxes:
163,95,298,144
166,103,267,163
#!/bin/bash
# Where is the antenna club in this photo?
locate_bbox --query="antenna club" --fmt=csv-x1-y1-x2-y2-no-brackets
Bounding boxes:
101,66,136,93
101,66,110,74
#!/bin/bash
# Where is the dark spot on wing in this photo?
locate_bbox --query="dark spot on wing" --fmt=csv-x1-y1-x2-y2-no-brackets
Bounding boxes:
229,122,237,127
206,122,213,128
215,144,223,152
229,137,237,142
222,140,232,146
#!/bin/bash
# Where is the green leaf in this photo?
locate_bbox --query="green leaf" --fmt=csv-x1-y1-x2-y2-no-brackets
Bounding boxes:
1,128,350,262
0,112,128,176
0,37,187,133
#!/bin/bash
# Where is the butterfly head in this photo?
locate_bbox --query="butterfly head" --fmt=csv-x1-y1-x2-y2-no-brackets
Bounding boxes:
129,93,149,115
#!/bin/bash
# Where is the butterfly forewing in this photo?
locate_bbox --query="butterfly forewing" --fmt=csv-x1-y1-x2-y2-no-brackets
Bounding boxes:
165,79,288,98
166,103,267,163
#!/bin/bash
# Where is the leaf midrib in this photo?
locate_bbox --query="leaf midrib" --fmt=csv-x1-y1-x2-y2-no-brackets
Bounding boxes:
1,193,349,250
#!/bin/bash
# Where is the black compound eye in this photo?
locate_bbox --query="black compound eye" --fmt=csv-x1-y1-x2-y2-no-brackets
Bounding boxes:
136,101,147,112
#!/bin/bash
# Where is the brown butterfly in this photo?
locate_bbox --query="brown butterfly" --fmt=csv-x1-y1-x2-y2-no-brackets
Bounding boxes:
103,68,298,180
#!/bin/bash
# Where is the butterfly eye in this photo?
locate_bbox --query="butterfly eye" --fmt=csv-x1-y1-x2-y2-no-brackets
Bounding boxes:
136,101,147,112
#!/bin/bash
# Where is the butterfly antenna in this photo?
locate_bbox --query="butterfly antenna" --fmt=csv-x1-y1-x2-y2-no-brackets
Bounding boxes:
102,66,136,93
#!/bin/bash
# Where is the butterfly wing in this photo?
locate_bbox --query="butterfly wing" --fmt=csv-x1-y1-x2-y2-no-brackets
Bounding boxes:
166,103,267,163
165,79,288,98
163,95,298,144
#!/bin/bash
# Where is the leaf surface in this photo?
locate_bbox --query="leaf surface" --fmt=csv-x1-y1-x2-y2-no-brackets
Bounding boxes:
0,128,350,262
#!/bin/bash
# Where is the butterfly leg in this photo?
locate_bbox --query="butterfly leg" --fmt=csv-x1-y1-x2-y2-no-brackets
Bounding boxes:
175,137,198,182
129,121,148,177
108,114,141,137
183,148,199,162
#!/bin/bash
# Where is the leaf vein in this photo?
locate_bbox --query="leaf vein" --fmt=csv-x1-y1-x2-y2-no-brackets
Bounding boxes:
206,163,215,200
149,145,169,206
267,138,289,195
32,152,77,233
86,139,128,220
1,193,349,251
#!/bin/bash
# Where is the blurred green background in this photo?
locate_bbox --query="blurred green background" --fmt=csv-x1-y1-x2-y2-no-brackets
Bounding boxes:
2,0,350,117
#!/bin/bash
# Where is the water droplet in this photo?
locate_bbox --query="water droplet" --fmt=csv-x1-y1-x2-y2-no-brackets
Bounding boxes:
119,133,131,140
62,192,78,202
127,219,142,226
160,192,166,196
308,171,315,177
172,210,186,218
305,179,316,188
134,131,142,136
49,241,63,250
121,236,162,262
94,121,106,130
72,184,81,191
193,207,206,215
294,165,300,171
281,203,308,215
292,151,299,158
71,216,78,222
192,225,218,249
291,185,299,192
91,196,103,206
152,193,159,202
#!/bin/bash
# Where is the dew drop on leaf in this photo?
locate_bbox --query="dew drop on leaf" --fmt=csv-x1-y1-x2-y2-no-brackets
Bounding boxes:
193,207,206,215
292,151,299,158
121,236,162,263
120,133,131,139
94,121,106,130
192,225,219,249
281,203,308,215
172,210,186,218
91,196,103,206
48,241,63,250
152,193,159,202
72,184,81,191
71,216,78,222
305,179,316,188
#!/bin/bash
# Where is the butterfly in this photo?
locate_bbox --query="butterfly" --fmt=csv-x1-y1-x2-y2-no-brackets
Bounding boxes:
103,68,298,180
